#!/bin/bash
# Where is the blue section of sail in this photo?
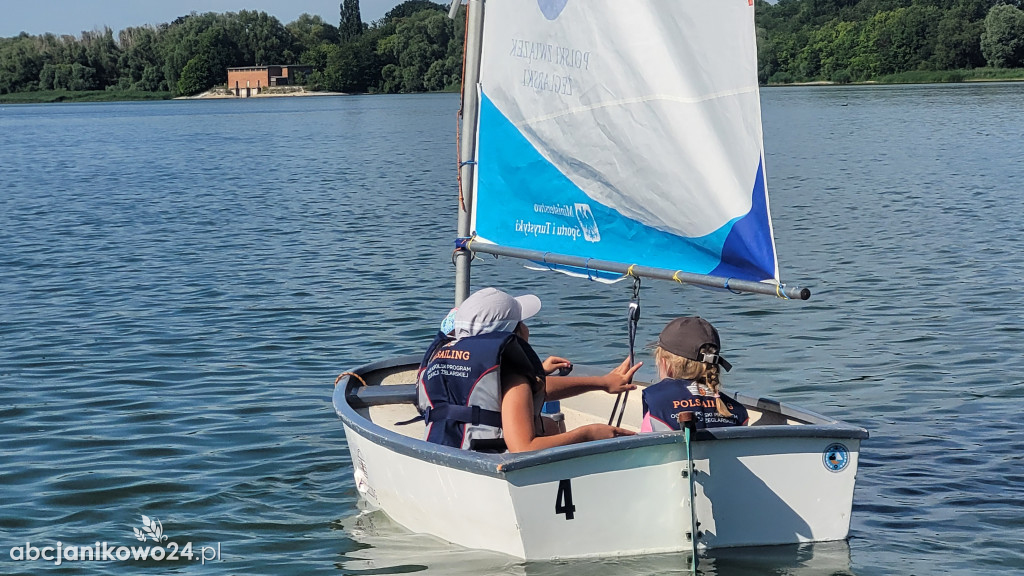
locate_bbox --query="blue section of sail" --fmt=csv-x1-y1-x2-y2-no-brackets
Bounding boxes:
474,93,776,282
709,158,776,280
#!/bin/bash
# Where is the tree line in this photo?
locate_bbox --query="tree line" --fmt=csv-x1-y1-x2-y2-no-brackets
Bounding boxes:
0,0,462,97
757,0,1024,83
1,0,1023,98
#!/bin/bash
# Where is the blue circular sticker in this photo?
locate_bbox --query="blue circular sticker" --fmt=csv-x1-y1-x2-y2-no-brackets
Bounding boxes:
823,443,850,472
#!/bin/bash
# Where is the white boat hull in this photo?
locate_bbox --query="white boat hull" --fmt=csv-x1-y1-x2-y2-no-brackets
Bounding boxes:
335,357,866,560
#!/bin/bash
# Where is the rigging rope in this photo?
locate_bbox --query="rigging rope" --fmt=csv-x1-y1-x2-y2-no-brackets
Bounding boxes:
456,2,470,212
335,372,367,388
609,277,641,427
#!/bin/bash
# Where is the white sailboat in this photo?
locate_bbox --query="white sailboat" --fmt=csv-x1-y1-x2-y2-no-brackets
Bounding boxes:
333,0,867,561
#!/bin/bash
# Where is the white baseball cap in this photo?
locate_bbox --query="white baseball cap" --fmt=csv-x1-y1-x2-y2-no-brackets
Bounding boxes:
453,287,541,339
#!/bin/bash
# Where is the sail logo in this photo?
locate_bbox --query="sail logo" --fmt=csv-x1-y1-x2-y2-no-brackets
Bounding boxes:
822,443,850,472
537,0,568,20
574,203,601,242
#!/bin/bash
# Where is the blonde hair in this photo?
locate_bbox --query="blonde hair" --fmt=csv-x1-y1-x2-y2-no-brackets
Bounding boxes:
655,346,733,418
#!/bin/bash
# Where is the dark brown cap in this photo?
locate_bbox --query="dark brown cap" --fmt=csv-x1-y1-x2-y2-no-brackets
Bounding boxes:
656,316,731,371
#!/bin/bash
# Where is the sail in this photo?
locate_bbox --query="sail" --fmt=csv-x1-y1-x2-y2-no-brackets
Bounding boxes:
469,0,779,284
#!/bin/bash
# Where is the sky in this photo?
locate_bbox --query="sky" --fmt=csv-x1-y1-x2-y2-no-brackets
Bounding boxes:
0,0,416,38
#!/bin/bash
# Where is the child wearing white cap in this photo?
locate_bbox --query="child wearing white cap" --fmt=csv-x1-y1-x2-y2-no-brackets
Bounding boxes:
418,287,640,452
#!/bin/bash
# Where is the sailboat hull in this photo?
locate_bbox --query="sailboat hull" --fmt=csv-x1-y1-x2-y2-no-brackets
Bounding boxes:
334,357,867,560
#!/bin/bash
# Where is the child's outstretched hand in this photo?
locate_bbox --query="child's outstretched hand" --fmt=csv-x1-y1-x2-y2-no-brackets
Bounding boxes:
602,357,642,394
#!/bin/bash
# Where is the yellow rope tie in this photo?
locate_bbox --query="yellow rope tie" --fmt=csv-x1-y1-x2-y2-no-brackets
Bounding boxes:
672,271,684,284
626,264,637,278
335,372,368,388
775,283,789,300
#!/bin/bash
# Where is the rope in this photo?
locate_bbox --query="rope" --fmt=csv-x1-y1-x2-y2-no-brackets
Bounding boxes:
457,108,466,212
456,3,470,212
335,371,367,388
452,236,477,266
610,278,641,427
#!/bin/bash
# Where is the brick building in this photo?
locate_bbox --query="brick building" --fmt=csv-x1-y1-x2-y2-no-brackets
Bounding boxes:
227,65,312,97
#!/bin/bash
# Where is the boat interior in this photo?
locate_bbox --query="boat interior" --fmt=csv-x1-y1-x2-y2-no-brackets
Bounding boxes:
344,363,808,443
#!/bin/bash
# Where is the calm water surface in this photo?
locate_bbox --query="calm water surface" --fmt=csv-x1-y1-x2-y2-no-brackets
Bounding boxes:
1,84,1023,575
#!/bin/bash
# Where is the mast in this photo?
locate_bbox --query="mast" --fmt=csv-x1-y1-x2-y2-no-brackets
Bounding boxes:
452,0,485,306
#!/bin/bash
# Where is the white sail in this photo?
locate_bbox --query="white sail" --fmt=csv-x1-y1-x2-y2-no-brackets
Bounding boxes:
470,0,779,283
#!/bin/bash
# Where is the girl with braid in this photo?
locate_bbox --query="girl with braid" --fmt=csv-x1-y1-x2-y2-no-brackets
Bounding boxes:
640,316,748,432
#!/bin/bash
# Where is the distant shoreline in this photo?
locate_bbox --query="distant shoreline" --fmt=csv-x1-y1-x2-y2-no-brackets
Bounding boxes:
175,87,347,100
774,77,1024,87
3,78,1022,105
0,86,349,104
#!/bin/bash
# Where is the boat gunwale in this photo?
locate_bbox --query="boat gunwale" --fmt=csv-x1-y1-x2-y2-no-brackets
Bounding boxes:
333,356,868,478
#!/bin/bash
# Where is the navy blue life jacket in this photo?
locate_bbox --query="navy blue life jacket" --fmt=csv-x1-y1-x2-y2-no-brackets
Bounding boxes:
417,331,453,383
417,331,546,450
642,378,749,431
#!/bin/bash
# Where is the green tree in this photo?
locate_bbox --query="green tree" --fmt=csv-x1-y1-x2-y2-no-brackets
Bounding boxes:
81,28,120,86
117,26,166,91
339,0,364,42
159,12,224,94
866,6,941,75
231,10,294,65
383,1,447,22
0,34,45,93
177,53,215,95
981,4,1024,68
288,13,341,53
931,6,985,70
378,9,455,92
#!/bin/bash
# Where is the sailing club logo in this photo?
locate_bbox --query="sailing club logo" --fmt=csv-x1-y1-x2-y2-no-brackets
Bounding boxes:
537,0,569,20
822,443,850,472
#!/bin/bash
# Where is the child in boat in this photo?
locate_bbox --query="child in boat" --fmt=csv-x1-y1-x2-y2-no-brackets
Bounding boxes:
417,287,639,452
641,316,749,431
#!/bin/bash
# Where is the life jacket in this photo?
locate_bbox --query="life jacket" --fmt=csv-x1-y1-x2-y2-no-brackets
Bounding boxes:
417,331,453,383
417,331,546,450
641,378,749,431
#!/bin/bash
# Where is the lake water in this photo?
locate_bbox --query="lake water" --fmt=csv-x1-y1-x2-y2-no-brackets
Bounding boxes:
1,83,1023,575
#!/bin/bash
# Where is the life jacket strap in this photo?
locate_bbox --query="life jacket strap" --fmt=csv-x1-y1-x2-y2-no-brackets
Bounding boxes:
424,404,503,428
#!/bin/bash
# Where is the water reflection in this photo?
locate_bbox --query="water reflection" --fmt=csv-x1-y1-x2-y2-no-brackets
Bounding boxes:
334,508,855,576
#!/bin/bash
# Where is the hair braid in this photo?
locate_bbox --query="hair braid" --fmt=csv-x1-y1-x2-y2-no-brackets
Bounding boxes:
657,345,732,418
